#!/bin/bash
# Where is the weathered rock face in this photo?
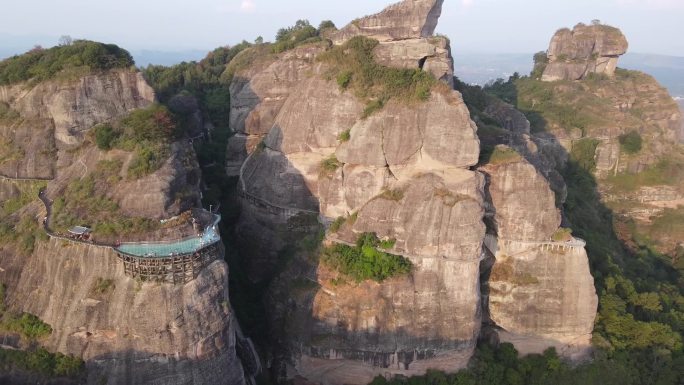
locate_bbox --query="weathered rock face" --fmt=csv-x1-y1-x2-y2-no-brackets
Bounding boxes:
486,244,597,361
3,240,247,385
331,0,444,44
112,142,202,220
373,37,453,85
0,69,154,178
482,159,560,242
286,256,481,385
229,1,486,382
542,23,628,82
226,45,326,176
478,156,596,358
0,68,249,384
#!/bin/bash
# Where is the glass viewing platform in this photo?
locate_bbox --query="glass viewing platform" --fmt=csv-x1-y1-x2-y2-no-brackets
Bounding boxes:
116,215,221,258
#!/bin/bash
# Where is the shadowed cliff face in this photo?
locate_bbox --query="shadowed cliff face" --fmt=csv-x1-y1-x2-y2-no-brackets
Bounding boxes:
225,1,486,384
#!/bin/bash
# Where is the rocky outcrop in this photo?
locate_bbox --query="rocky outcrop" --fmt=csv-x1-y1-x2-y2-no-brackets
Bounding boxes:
0,69,154,178
331,0,444,44
482,158,560,241
3,239,248,385
0,67,249,384
486,244,597,360
542,23,628,82
480,155,597,359
229,0,486,382
226,44,326,176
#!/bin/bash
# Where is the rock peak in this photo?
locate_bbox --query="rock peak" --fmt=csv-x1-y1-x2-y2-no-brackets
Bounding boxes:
332,0,444,44
541,22,628,82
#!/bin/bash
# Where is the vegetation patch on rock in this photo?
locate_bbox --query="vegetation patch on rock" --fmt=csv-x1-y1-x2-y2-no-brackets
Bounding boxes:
0,40,133,86
322,232,411,282
50,160,159,240
91,104,177,179
485,145,522,165
318,36,436,117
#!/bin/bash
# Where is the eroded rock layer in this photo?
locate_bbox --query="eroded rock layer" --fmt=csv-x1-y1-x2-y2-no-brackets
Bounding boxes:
542,23,628,82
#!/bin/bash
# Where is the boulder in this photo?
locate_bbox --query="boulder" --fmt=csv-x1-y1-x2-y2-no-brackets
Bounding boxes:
331,0,445,44
542,23,628,81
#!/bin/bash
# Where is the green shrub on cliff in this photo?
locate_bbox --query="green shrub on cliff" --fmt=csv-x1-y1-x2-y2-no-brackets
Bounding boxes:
89,104,176,178
2,313,52,340
272,19,320,53
93,123,116,150
0,347,84,378
0,40,133,85
322,232,412,282
619,130,643,154
318,36,436,116
571,138,600,172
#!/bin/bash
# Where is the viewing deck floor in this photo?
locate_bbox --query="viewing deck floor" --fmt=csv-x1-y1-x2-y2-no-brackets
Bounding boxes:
116,215,221,258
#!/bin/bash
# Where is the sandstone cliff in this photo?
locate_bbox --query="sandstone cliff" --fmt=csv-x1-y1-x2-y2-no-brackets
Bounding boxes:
0,70,154,178
5,240,246,385
479,155,597,359
542,23,628,82
0,66,249,384
229,1,486,383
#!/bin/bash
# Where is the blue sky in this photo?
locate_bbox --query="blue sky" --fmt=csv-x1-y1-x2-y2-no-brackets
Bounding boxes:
1,0,683,56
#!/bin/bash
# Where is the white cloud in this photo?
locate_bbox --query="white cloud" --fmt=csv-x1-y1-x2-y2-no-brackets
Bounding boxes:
462,0,474,7
241,0,255,12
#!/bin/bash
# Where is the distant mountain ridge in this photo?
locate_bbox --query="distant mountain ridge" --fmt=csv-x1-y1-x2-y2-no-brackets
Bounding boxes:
454,52,684,97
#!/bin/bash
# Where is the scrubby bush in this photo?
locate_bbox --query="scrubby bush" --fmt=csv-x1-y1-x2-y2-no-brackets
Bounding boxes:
0,347,84,378
272,20,320,54
336,70,353,89
319,36,436,117
329,216,346,233
531,51,549,79
322,233,411,282
320,155,341,176
2,313,52,340
552,227,573,242
619,130,643,154
570,138,599,171
93,123,117,150
338,129,351,142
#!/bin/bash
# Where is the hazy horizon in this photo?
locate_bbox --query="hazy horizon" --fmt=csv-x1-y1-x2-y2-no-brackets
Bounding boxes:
2,0,684,59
